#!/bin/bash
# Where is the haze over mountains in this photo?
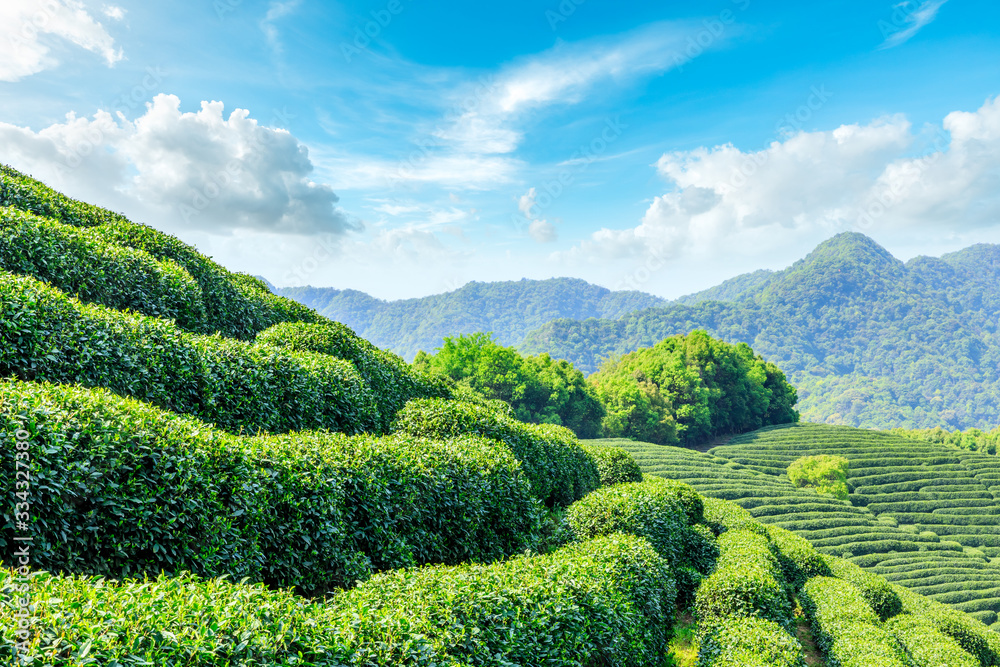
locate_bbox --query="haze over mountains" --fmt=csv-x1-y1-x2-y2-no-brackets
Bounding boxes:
274,233,1000,431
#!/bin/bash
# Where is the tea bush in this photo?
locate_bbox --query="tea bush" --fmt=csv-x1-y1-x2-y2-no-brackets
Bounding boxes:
0,380,542,592
697,617,807,667
0,271,378,434
393,398,599,505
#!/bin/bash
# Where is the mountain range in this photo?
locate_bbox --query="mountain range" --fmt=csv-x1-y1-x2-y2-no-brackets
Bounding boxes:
272,233,1000,431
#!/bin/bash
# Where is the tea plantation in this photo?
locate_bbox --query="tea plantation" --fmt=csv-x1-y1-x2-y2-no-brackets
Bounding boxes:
597,423,1000,633
3,165,1000,664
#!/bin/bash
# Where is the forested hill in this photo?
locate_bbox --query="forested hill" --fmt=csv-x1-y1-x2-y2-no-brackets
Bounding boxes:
520,233,1000,431
272,278,667,360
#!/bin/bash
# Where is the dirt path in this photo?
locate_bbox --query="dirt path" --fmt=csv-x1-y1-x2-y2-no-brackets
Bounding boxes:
795,619,827,666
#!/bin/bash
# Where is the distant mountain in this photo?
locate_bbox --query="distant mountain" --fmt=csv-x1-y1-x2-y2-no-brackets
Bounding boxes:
520,233,1000,431
272,277,668,360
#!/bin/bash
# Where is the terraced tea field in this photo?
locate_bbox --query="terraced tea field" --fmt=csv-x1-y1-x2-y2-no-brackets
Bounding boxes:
589,424,1000,632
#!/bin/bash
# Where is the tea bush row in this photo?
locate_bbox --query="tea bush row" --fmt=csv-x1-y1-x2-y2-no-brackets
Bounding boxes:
0,534,674,666
394,398,600,506
0,165,322,340
0,271,379,434
0,380,542,593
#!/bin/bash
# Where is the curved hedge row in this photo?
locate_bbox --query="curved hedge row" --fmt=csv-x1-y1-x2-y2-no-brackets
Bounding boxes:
893,583,1000,665
0,380,542,593
800,576,911,667
695,528,793,628
764,525,830,591
579,442,644,486
0,165,322,340
697,617,807,667
822,555,902,621
256,321,451,430
0,271,379,434
886,613,980,667
565,477,717,602
0,534,675,666
393,398,600,506
0,206,207,329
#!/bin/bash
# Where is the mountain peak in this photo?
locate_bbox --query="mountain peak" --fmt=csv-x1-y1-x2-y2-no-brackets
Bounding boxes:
805,232,901,267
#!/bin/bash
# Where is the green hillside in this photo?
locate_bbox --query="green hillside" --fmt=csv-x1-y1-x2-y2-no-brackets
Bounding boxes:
273,277,668,360
595,422,1000,632
4,166,1000,665
522,232,1000,431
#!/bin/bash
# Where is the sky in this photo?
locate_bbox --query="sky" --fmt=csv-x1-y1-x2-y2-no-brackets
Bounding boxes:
1,0,999,300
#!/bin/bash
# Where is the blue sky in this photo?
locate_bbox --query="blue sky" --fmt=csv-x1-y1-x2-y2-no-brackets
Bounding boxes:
2,0,999,299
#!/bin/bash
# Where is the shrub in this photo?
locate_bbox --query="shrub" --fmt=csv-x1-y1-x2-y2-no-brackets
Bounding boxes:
702,496,768,536
257,321,451,430
0,380,542,593
580,443,644,486
764,525,831,590
0,206,207,329
392,398,600,506
0,535,674,666
695,529,793,627
0,165,325,340
0,271,378,434
787,454,850,500
325,534,676,665
566,479,690,567
823,555,903,621
697,617,807,667
886,614,979,667
800,577,910,667
894,584,1000,666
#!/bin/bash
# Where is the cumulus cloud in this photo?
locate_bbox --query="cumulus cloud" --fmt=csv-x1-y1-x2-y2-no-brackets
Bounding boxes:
0,0,123,81
560,97,1000,262
0,94,359,236
879,0,948,49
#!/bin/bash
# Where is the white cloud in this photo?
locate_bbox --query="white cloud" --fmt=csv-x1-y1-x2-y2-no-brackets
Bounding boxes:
260,0,301,54
0,94,359,236
435,21,730,156
102,4,125,21
560,98,1000,263
0,0,123,81
879,0,948,49
518,187,539,218
528,219,558,243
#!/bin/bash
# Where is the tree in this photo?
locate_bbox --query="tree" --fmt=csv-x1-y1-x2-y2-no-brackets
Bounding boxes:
413,333,605,438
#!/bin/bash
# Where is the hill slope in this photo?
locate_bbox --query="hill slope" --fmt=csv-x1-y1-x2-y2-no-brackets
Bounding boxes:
522,233,1000,430
597,422,1000,631
273,277,668,360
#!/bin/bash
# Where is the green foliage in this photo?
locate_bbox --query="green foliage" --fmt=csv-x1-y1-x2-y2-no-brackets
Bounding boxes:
256,321,452,430
566,478,695,568
520,232,1000,432
787,454,851,500
824,555,903,621
0,379,542,593
413,331,605,437
392,398,600,506
0,206,207,329
588,330,799,446
578,442,644,486
0,535,676,665
702,496,767,536
894,584,1000,666
892,425,1000,456
886,613,980,667
764,525,831,591
694,529,793,628
0,165,323,340
800,576,911,667
696,617,807,667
